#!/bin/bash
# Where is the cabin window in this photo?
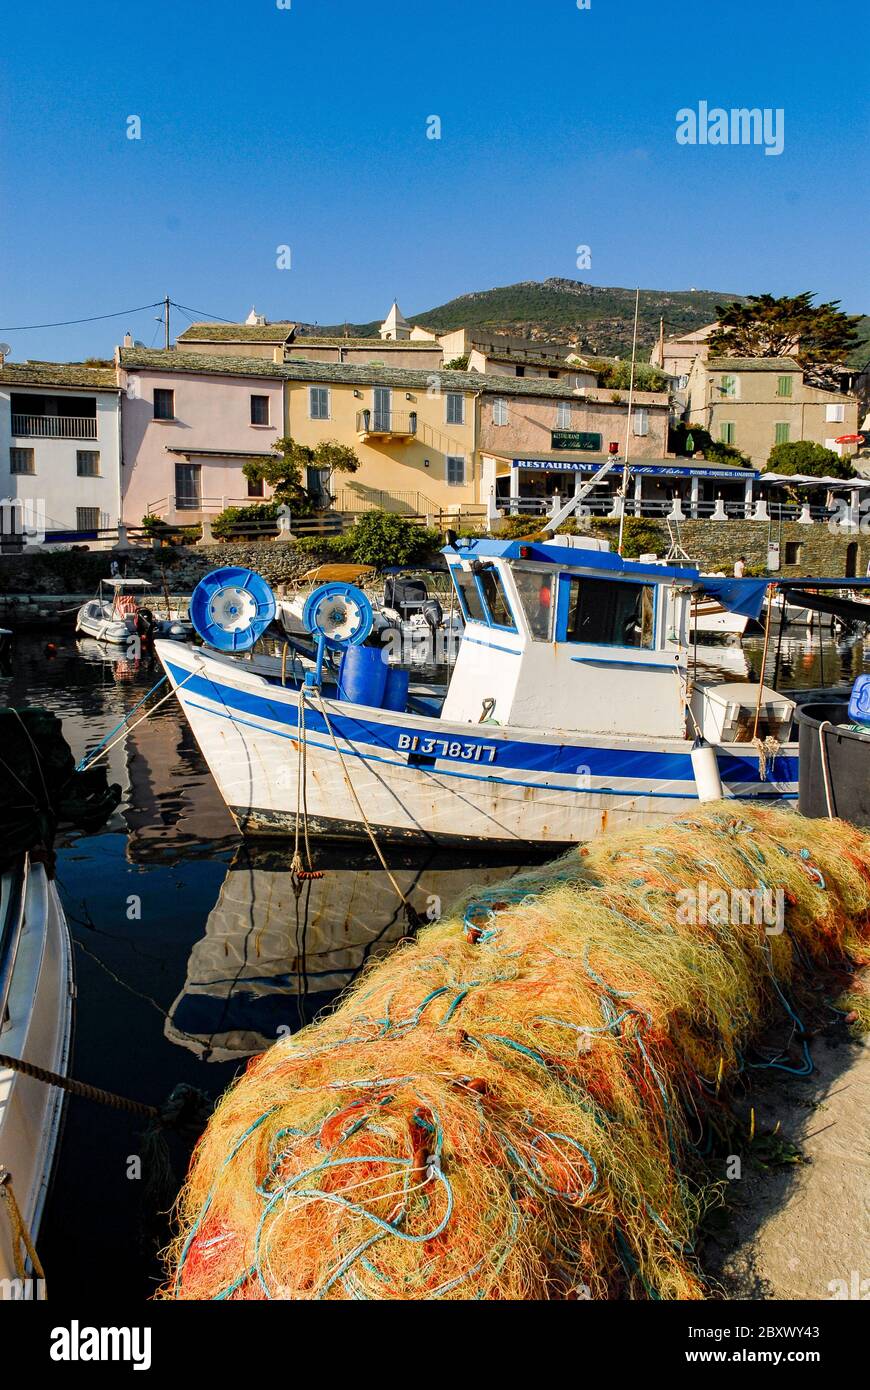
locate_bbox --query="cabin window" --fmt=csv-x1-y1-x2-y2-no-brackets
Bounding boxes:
561,576,654,649
451,568,487,624
513,567,556,641
477,566,516,630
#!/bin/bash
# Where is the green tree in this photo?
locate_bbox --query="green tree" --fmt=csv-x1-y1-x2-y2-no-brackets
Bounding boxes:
243,436,359,508
765,440,855,479
708,293,861,385
669,421,752,468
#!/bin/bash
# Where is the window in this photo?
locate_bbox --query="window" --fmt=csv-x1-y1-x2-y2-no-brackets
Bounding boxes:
562,576,654,649
513,567,556,641
826,403,845,423
250,394,270,425
175,462,201,510
548,370,559,379
153,388,175,420
720,422,736,445
774,422,790,445
451,569,487,623
76,450,101,477
247,474,264,498
784,541,802,565
446,455,465,486
446,392,464,425
633,407,649,437
777,375,793,397
720,375,737,397
493,398,508,426
9,448,35,475
477,567,516,629
76,507,100,532
309,386,330,420
515,365,525,377
556,401,571,430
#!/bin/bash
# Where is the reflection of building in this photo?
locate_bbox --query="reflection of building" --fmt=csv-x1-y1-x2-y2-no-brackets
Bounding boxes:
165,851,527,1061
124,704,236,862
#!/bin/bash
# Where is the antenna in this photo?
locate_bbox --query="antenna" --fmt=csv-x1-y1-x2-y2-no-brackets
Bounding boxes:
0,342,11,360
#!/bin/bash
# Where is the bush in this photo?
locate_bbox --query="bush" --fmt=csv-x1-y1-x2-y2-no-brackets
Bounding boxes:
765,440,855,478
593,517,666,558
295,510,442,568
211,501,282,540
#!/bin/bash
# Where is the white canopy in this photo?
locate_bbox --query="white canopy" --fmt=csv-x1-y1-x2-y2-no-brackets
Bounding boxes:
760,473,870,489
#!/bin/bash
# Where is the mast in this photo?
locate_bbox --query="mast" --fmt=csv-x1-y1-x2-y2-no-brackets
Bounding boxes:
617,288,641,556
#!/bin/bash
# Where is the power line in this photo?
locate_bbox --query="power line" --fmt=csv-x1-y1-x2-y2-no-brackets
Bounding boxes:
0,302,164,332
170,301,235,323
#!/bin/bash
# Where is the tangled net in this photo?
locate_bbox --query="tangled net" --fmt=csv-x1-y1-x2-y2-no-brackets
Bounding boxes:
162,804,870,1301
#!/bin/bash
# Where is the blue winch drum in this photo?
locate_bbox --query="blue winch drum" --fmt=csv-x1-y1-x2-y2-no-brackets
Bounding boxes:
848,674,870,726
337,644,388,707
189,567,277,652
302,583,374,651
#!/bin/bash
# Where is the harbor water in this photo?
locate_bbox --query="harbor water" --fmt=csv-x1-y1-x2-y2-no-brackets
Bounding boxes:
4,629,870,1297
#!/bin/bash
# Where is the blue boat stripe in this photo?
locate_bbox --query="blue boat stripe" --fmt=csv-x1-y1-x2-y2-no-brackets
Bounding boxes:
181,696,797,801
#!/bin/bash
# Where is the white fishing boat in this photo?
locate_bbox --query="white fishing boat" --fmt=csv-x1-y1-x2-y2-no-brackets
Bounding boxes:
690,595,750,639
0,855,74,1295
156,540,798,847
76,577,191,646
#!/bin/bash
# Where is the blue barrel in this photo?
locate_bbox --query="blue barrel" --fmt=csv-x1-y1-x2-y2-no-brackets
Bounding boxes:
337,645,387,707
383,666,410,713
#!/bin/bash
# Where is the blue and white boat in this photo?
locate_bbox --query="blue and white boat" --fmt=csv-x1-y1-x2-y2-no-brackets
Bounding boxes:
155,538,798,847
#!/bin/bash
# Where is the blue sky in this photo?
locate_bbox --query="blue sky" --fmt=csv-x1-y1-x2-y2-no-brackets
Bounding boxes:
1,0,867,361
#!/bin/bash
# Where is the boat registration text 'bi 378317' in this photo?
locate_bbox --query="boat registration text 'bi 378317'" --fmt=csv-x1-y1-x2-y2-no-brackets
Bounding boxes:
397,734,498,763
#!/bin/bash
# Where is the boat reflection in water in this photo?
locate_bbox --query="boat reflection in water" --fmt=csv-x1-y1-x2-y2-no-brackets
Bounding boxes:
165,846,532,1062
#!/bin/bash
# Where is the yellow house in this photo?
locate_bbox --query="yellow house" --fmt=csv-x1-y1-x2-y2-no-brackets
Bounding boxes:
283,361,479,518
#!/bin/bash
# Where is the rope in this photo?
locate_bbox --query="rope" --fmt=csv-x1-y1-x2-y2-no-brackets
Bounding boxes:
0,1051,158,1119
817,720,835,819
291,690,318,879
77,666,201,771
309,688,421,928
752,586,774,742
76,675,168,770
0,1167,45,1286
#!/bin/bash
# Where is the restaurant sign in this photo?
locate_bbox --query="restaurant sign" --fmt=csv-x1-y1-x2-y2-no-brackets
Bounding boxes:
551,430,603,451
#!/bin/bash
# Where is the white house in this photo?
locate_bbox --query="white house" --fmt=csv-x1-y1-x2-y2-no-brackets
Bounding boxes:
0,361,122,546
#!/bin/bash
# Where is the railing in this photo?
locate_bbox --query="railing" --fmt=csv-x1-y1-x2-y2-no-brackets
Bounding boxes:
11,414,98,439
500,495,845,523
355,410,417,437
335,488,441,517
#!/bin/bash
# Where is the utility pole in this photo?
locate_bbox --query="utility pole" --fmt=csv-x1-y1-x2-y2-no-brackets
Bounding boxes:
164,295,170,349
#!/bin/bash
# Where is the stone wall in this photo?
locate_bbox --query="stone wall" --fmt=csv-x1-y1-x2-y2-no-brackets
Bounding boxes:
604,520,867,578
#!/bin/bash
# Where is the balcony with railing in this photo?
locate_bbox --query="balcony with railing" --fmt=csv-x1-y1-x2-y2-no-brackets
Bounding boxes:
11,414,98,440
355,409,417,440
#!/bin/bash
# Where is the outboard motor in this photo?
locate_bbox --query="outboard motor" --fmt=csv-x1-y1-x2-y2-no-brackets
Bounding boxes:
137,607,156,640
421,597,443,633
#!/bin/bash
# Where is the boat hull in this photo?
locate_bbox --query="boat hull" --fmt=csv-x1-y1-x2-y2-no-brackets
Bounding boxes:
156,642,799,847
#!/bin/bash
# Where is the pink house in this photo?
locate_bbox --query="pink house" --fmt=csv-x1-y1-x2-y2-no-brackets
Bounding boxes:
117,349,285,524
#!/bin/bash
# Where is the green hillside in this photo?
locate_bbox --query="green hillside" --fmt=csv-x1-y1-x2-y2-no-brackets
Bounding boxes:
312,278,746,357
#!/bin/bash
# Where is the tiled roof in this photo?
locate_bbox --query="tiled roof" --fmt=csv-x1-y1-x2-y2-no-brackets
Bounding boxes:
176,322,297,344
0,360,120,390
290,337,439,349
118,348,670,402
120,348,286,379
706,357,801,371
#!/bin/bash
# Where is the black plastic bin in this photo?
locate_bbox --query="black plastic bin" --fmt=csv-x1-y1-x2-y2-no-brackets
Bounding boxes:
793,701,870,827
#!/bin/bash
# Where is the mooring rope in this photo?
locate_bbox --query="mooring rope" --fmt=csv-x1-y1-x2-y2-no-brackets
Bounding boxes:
309,688,421,929
0,1166,46,1286
0,1050,158,1119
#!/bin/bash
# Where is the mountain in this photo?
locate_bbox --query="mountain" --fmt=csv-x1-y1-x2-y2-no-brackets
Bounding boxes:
309,278,747,358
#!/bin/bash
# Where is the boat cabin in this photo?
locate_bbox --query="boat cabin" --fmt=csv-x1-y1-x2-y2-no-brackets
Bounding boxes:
441,537,698,737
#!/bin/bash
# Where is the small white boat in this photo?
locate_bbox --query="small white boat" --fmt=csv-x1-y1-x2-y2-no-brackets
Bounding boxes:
690,595,750,639
76,577,191,645
157,539,798,848
0,855,74,1296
